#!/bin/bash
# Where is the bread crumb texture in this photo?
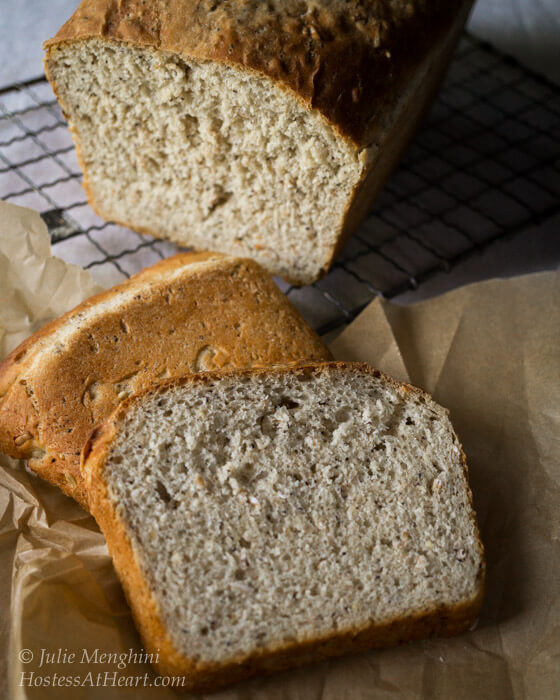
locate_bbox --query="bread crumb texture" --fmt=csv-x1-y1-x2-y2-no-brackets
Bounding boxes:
102,365,483,665
46,40,360,283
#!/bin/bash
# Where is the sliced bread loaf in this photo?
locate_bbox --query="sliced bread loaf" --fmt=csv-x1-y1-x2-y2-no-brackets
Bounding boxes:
83,362,485,692
44,1,473,284
0,253,329,508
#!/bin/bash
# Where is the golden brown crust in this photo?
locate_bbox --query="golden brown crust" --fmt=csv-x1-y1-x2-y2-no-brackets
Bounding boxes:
322,9,471,278
0,254,330,508
44,0,470,145
83,361,485,693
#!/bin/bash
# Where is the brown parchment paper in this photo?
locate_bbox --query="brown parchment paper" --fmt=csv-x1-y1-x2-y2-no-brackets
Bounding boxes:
1,200,559,699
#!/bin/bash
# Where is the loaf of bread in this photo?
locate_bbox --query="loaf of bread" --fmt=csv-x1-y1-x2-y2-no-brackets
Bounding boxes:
44,0,473,284
0,253,329,508
83,362,485,693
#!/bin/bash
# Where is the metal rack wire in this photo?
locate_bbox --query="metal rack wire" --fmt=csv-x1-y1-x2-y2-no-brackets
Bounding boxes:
1,34,559,336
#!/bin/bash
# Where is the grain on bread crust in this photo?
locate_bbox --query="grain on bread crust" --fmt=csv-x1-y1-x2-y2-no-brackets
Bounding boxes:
82,362,485,693
0,253,329,508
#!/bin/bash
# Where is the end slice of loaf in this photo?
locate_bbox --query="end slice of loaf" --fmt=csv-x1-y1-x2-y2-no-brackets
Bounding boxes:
0,253,329,508
83,362,485,693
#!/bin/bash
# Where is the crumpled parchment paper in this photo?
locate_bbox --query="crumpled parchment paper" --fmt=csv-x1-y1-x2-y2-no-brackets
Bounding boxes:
1,201,558,699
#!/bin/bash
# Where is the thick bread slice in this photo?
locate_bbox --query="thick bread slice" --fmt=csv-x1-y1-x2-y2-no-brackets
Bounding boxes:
0,253,329,508
44,1,473,284
82,362,485,693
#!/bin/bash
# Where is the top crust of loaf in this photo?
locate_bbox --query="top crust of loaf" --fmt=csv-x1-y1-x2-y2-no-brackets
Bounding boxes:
44,0,469,145
0,253,329,507
82,361,485,693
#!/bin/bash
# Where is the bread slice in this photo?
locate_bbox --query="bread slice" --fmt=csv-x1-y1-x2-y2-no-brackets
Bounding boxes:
44,0,473,284
83,362,485,693
0,253,329,508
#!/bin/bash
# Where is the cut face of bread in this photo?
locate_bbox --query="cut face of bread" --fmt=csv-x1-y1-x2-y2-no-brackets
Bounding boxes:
45,40,362,284
84,363,485,692
0,253,329,508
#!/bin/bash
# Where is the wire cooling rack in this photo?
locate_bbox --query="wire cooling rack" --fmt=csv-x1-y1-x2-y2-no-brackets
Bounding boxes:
0,34,559,336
